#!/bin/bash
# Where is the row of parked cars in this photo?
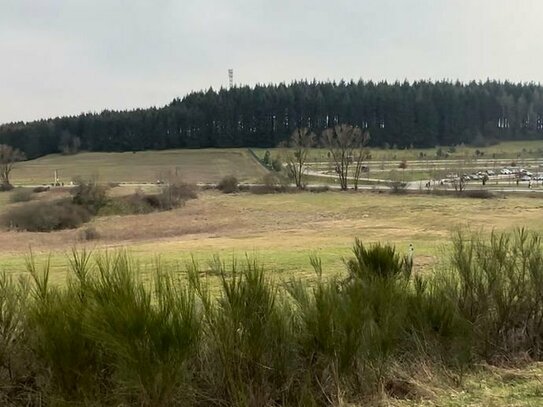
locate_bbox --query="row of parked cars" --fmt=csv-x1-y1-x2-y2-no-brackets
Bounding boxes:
444,168,543,183
499,168,543,181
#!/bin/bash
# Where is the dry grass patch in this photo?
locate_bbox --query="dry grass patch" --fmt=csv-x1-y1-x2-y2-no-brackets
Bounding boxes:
11,148,268,185
1,191,543,281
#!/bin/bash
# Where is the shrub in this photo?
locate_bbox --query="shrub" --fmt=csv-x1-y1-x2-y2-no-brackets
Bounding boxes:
0,273,31,402
189,259,296,405
4,230,543,404
389,181,408,194
32,186,50,193
25,251,202,405
84,254,202,405
217,175,239,194
262,150,271,166
71,180,108,214
347,240,412,281
100,183,197,216
307,185,330,193
271,157,282,172
156,182,197,209
444,229,543,360
1,199,91,231
0,183,14,192
247,173,287,194
9,188,34,203
462,189,495,199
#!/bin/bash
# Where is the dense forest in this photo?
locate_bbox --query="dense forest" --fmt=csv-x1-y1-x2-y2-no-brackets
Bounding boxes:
1,80,543,159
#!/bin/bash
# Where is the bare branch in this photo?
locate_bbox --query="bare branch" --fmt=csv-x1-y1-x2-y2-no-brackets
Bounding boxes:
0,145,26,187
321,125,368,190
284,128,315,189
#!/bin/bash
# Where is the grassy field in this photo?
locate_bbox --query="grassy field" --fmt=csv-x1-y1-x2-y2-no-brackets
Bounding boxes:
10,148,268,185
2,189,542,286
3,159,543,405
254,140,543,163
394,364,543,407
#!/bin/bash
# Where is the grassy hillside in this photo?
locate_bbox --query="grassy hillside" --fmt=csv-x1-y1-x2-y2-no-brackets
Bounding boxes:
10,148,268,185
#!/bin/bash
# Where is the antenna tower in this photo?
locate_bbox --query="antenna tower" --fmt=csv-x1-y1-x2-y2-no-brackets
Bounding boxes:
228,69,234,89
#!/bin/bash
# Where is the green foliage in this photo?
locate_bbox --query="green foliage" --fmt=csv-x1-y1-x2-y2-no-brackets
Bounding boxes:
445,229,543,360
191,259,297,405
347,240,412,281
2,230,543,404
0,273,30,403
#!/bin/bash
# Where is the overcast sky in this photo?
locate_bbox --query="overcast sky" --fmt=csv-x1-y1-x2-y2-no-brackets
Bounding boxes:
1,0,542,123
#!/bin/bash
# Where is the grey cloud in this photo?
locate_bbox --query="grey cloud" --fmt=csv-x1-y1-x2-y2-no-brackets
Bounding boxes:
1,0,542,123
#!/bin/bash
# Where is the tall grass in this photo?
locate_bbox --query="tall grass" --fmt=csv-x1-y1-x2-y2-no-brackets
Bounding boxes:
190,258,297,406
446,229,543,360
1,229,543,405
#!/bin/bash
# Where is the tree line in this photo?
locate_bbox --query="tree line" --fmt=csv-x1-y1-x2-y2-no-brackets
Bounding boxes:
1,80,543,159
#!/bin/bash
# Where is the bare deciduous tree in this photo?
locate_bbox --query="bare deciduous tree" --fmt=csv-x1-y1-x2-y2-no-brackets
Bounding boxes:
282,128,316,189
0,144,25,188
322,124,369,191
352,131,371,190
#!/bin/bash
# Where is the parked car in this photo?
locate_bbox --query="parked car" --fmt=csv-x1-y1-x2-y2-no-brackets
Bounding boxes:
486,170,495,175
520,175,532,181
500,168,512,175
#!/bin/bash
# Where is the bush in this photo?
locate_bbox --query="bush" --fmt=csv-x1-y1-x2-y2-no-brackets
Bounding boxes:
0,273,31,403
100,192,156,216
71,180,108,214
0,183,14,192
156,182,197,209
9,188,34,203
190,259,296,404
307,185,330,193
443,229,543,360
389,181,408,194
217,175,239,194
462,189,495,199
1,199,92,231
25,251,202,405
271,157,282,172
247,174,287,194
100,183,197,216
32,186,50,193
4,230,543,404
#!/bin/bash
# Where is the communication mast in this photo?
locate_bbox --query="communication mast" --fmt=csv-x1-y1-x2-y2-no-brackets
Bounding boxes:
228,69,234,89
